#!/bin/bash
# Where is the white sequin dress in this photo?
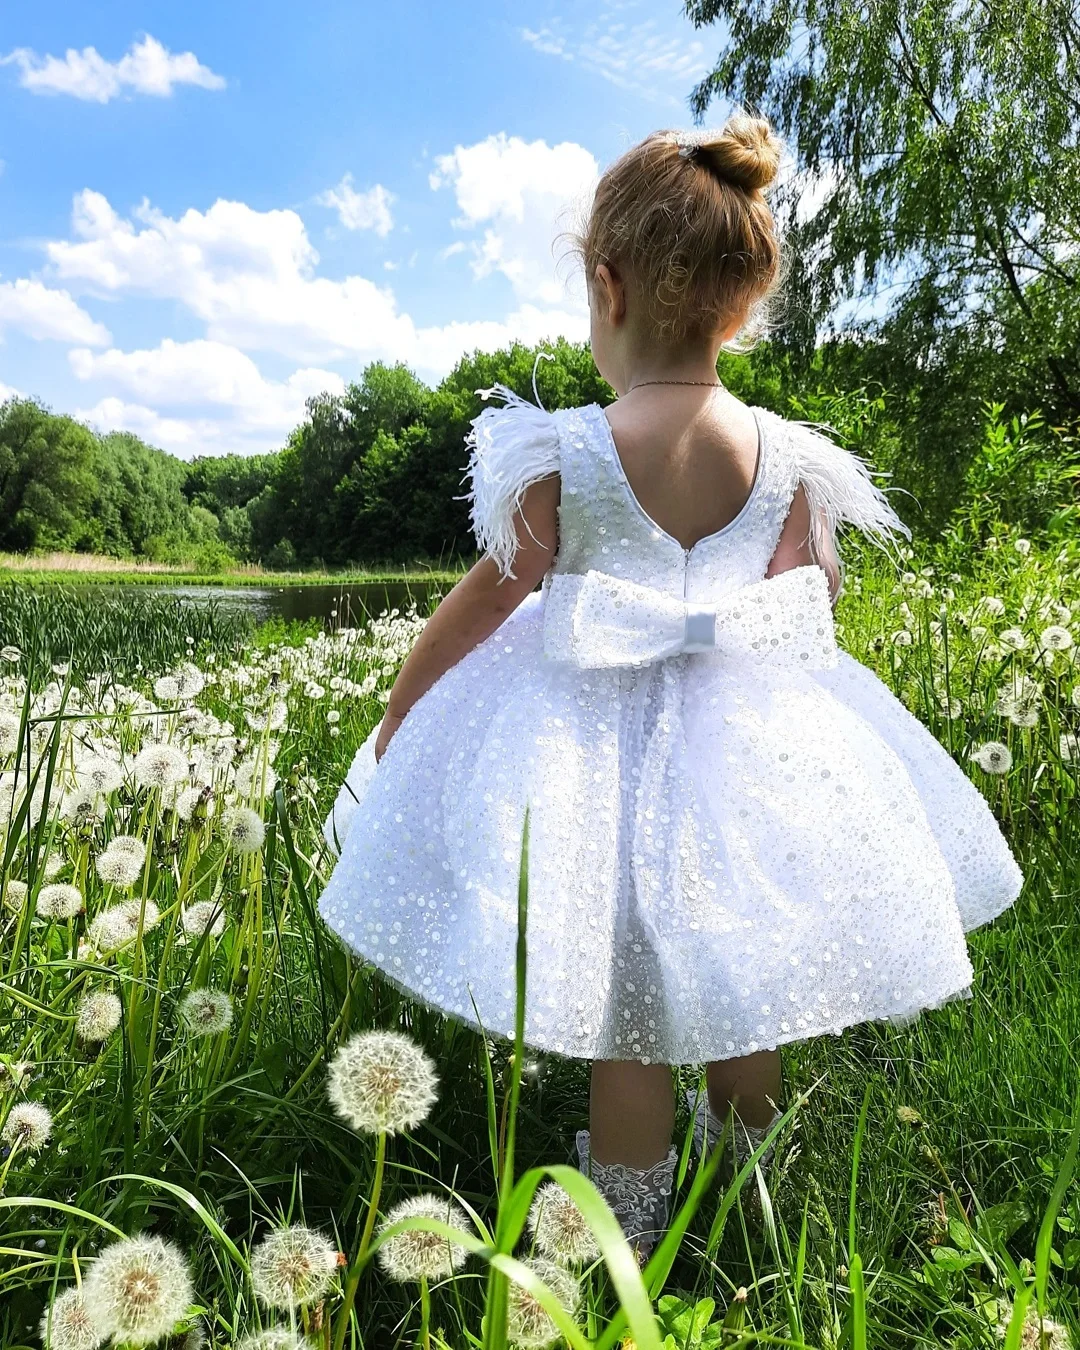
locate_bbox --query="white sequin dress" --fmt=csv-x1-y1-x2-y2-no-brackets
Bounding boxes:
317,388,1024,1064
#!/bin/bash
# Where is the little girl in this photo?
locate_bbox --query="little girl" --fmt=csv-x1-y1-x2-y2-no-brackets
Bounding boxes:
318,113,1024,1262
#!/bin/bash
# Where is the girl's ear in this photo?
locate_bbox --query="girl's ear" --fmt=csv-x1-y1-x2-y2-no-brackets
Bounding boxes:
593,262,626,325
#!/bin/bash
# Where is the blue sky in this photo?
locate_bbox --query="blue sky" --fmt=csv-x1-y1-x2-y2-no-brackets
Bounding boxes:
0,1,736,457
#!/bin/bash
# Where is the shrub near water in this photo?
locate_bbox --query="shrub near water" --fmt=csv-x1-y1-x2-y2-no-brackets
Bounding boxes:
1,535,1079,1348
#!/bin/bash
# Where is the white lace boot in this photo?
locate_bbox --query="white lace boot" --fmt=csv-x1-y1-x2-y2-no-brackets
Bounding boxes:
575,1129,678,1266
685,1087,782,1172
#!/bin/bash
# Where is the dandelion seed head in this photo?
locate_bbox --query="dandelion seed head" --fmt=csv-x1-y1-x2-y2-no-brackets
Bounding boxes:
0,711,21,754
107,834,145,860
233,758,277,800
971,741,1012,775
995,1304,1073,1350
171,785,207,822
76,990,123,1043
88,900,160,951
0,644,21,663
2,878,28,911
82,1235,193,1348
891,630,913,647
95,849,144,888
998,627,1028,651
221,806,266,853
376,1194,470,1281
250,1224,338,1309
176,663,205,700
246,700,288,733
327,1030,438,1135
2,1100,53,1151
236,1331,308,1350
527,1182,600,1266
38,883,84,920
1059,733,1079,763
506,1256,580,1348
1013,537,1032,556
153,676,181,702
62,786,105,824
43,852,65,880
133,743,189,790
1040,625,1073,652
179,989,234,1037
180,900,226,940
38,1287,100,1350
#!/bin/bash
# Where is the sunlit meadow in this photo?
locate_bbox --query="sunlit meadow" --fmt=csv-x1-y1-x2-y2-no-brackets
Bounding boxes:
1,526,1079,1349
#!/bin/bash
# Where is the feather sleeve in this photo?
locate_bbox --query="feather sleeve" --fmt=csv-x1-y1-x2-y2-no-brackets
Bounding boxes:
785,417,912,561
462,382,561,580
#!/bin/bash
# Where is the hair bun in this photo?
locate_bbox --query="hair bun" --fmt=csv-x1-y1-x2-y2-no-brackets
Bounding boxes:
697,112,782,192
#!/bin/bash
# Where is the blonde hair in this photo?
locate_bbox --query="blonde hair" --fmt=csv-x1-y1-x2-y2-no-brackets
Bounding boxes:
566,111,787,351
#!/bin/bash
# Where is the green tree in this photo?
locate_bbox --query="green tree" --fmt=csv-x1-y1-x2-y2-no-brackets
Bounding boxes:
684,0,1080,418
0,400,96,551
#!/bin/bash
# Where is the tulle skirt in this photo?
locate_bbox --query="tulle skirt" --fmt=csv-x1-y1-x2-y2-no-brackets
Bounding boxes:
317,591,1023,1063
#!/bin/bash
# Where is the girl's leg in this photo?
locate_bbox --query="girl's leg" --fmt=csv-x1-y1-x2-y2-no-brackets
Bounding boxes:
589,1059,675,1166
705,1049,781,1127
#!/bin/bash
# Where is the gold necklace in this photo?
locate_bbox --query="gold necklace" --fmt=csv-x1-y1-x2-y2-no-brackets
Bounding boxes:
623,377,725,394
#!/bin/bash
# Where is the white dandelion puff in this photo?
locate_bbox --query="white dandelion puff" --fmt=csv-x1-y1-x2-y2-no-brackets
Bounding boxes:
250,1224,339,1309
0,711,23,754
1059,733,1079,762
376,1194,471,1282
977,596,1006,617
153,676,181,702
971,741,1013,774
95,849,144,888
998,627,1028,651
43,852,66,880
82,1235,194,1348
246,701,288,733
88,900,161,951
891,630,913,647
37,883,84,920
221,806,266,853
236,1331,308,1350
176,663,205,700
0,643,21,663
171,785,207,822
995,1303,1072,1349
2,1100,53,1152
2,879,28,912
527,1182,600,1266
39,1287,101,1350
327,1030,439,1135
180,901,226,941
76,991,123,1043
506,1256,581,1349
133,743,189,790
233,758,277,800
1013,537,1032,556
108,835,148,865
1040,625,1074,652
178,989,234,1037
62,786,105,825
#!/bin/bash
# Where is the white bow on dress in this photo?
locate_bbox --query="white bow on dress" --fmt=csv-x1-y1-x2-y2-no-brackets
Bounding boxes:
543,563,838,670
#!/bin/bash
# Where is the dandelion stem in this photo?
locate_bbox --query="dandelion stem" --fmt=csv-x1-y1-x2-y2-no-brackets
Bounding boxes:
331,1129,387,1350
418,1276,430,1350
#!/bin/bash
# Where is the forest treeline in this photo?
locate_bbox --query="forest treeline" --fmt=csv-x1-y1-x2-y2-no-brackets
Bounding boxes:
2,328,1078,571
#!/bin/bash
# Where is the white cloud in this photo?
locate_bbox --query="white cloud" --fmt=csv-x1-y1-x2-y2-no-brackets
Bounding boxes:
519,8,711,106
429,133,598,304
317,175,395,236
1,35,225,103
0,380,23,402
0,278,110,345
45,185,590,376
69,338,345,456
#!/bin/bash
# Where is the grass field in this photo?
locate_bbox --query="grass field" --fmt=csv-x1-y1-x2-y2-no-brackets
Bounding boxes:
0,551,466,589
1,531,1078,1350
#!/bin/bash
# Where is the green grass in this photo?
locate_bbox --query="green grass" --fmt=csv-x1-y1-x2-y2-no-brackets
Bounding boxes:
1,530,1079,1349
0,552,467,588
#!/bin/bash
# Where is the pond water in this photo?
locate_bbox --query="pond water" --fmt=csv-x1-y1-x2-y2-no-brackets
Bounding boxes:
73,579,449,626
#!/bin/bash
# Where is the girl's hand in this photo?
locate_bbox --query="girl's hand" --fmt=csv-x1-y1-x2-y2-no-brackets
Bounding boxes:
375,711,407,763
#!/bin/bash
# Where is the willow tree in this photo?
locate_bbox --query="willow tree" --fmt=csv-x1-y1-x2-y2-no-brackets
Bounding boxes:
684,0,1080,416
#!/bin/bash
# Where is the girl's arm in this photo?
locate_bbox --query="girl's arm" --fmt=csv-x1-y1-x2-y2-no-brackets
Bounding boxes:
376,475,561,760
765,481,843,605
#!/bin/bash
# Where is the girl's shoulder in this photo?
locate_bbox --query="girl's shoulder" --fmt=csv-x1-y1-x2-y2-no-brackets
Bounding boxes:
464,384,565,579
749,404,912,550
